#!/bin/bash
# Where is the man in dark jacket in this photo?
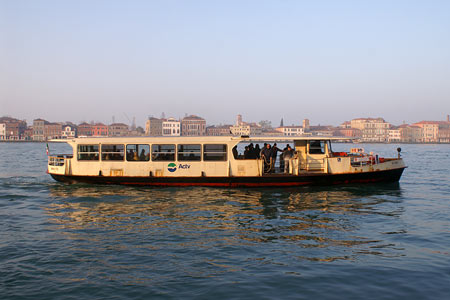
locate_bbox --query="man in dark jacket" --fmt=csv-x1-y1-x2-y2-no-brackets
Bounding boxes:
271,143,282,172
261,144,272,173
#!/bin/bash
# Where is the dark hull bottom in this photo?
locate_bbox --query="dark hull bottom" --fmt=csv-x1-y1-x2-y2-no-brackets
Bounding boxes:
50,168,405,187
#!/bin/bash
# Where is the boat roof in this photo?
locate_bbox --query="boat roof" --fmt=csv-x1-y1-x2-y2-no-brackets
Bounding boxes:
50,135,352,144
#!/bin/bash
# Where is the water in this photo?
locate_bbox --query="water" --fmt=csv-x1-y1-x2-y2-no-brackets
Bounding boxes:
1,142,449,299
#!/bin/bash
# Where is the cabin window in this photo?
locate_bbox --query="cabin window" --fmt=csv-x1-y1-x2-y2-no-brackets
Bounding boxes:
101,144,124,161
126,144,150,161
77,144,99,161
309,140,325,154
178,144,201,161
203,144,227,161
152,144,175,161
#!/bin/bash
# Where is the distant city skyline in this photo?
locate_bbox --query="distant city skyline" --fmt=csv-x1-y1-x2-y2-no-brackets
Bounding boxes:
2,1,450,126
3,114,450,143
2,112,450,128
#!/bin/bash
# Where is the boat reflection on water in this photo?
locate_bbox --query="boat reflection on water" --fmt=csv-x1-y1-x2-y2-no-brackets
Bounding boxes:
45,183,405,266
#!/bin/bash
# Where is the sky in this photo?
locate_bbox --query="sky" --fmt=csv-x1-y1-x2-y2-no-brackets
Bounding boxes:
1,0,450,128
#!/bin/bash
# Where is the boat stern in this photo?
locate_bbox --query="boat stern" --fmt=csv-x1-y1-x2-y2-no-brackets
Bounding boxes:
48,155,73,176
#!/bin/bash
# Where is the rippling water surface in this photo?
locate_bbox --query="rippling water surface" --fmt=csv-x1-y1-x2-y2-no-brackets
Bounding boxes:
1,142,450,299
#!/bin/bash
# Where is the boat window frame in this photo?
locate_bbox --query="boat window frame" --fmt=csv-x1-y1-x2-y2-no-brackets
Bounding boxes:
177,144,202,161
101,144,125,161
126,144,150,162
203,144,227,161
77,144,100,161
308,140,325,155
152,144,176,161
326,141,332,155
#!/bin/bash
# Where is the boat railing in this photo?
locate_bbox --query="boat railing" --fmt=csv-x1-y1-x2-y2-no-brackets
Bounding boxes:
48,154,73,166
335,152,387,167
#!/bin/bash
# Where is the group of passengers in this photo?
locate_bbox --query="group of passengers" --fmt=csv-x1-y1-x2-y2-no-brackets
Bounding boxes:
243,143,261,159
233,143,295,174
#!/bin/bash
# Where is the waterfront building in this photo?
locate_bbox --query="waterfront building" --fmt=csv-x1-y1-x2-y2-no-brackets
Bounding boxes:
236,114,243,126
109,123,129,137
275,126,304,136
438,127,450,143
262,129,283,136
206,125,232,136
129,126,145,136
0,117,27,140
303,119,310,131
413,121,439,142
307,125,336,137
162,118,181,136
339,121,351,128
230,114,262,136
77,123,93,137
145,117,163,136
0,123,6,140
350,118,391,142
91,123,108,137
33,119,46,141
437,119,450,143
32,119,65,140
412,121,450,143
62,125,77,139
335,128,362,138
396,124,422,143
181,115,206,136
230,123,262,136
23,127,33,140
45,123,63,140
388,127,402,143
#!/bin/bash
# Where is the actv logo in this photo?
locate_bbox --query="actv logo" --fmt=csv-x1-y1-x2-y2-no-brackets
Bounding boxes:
167,163,177,172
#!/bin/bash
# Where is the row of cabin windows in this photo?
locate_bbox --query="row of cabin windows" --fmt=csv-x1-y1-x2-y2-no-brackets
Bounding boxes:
77,144,227,162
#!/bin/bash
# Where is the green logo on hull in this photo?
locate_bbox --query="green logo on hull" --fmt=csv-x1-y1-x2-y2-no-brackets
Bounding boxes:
168,163,177,172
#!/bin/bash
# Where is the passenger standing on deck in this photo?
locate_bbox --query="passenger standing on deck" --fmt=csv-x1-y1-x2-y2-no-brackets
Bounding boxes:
261,144,272,173
271,143,281,172
248,143,256,159
283,145,294,174
232,145,238,159
260,143,267,158
244,146,250,159
280,145,287,172
254,144,261,159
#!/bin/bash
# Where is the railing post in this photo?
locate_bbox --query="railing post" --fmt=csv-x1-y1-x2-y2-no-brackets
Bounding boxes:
293,158,299,175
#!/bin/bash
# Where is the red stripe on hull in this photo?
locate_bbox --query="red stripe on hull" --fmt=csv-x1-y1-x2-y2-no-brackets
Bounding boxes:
117,178,383,187
118,182,231,187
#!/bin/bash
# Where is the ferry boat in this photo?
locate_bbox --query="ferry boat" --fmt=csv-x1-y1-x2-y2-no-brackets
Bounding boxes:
47,136,406,187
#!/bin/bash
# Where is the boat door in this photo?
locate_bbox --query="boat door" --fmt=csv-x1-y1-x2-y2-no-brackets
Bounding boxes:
306,140,327,171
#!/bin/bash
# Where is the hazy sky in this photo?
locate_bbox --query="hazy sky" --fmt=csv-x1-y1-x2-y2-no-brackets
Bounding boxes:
1,0,450,127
